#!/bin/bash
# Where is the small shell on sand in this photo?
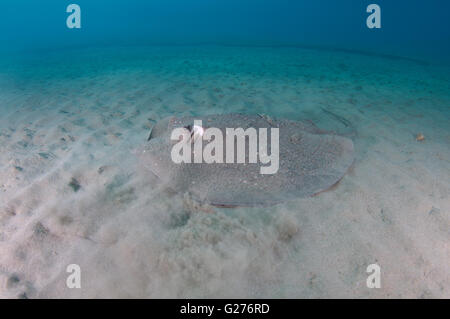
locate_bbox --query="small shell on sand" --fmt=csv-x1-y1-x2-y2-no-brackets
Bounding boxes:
415,133,425,142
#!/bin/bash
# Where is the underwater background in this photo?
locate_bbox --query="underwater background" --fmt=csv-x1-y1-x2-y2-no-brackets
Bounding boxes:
0,1,449,298
1,0,450,61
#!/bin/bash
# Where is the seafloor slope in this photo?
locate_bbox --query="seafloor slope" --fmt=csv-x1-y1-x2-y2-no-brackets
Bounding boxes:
0,46,449,298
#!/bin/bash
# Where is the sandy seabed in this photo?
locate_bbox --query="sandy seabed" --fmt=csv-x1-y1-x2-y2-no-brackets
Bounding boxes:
0,46,449,298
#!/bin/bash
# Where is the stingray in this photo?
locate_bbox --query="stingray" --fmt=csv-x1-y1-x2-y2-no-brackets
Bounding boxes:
138,113,354,207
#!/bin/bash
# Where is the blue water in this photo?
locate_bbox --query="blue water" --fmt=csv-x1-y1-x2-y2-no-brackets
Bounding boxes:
1,0,450,62
0,1,450,298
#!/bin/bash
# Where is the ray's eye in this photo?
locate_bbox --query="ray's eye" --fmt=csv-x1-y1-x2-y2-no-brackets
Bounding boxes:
184,125,196,139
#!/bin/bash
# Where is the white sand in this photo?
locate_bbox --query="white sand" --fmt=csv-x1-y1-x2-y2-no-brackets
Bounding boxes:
0,46,449,298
